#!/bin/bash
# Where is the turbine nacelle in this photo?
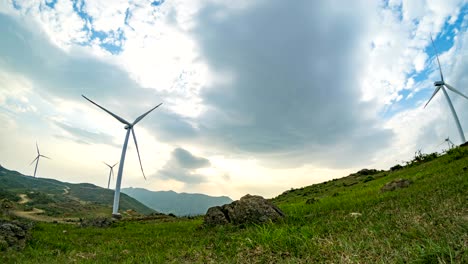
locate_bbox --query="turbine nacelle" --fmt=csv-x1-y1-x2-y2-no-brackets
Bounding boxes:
434,81,444,87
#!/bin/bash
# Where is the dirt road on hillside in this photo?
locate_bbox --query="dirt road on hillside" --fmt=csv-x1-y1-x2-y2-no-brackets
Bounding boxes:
18,194,31,204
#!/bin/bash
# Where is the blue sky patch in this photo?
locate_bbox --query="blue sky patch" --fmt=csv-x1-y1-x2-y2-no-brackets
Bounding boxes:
151,1,165,7
45,0,58,9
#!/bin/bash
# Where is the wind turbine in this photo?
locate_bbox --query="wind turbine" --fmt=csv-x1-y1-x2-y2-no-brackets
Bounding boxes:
437,137,455,150
424,36,468,144
103,162,118,189
30,142,51,178
82,95,162,217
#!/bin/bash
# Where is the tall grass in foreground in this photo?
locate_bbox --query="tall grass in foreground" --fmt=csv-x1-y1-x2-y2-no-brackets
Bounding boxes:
2,148,467,263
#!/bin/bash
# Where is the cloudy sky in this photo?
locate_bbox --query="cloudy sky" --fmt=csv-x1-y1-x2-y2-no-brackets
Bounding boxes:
0,0,467,200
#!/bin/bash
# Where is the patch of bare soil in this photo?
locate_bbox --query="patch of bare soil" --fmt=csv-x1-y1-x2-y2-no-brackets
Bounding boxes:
11,208,78,224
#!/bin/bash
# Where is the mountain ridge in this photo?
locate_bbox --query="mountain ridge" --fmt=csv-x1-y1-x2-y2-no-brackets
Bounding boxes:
122,187,233,216
0,165,155,217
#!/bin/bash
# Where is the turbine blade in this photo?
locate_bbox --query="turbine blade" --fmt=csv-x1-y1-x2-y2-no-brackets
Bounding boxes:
36,142,40,155
132,103,162,126
103,161,111,167
131,128,146,180
82,95,131,125
30,156,39,166
444,84,468,101
111,168,115,180
430,35,444,82
112,162,119,168
40,155,51,160
424,87,441,108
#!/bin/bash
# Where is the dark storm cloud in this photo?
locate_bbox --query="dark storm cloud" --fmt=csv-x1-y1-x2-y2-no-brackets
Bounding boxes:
157,147,210,184
173,147,210,169
189,0,394,167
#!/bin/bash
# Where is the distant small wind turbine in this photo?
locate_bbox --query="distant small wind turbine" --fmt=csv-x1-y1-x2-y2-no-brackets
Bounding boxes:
103,162,118,189
82,95,162,217
437,137,455,150
30,142,51,178
424,36,468,144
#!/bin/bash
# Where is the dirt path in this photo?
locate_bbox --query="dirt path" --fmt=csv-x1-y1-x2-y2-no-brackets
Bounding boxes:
18,194,31,204
63,186,70,195
11,208,78,224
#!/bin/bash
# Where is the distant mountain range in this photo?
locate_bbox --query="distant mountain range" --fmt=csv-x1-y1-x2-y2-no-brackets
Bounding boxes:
0,165,154,217
122,187,233,216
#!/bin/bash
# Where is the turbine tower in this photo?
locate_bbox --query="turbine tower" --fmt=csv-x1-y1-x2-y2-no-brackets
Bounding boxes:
30,142,51,178
104,162,118,189
424,36,468,144
82,95,162,217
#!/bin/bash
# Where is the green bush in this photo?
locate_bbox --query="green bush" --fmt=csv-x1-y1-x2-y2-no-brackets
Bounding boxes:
363,176,375,183
406,150,438,166
446,147,468,161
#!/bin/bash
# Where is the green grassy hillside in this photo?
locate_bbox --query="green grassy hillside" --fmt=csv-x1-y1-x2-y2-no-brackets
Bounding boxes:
1,146,467,263
0,166,155,217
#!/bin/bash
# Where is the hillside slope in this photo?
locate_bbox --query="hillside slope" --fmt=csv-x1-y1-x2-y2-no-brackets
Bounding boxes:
122,187,232,216
1,146,467,263
0,165,155,217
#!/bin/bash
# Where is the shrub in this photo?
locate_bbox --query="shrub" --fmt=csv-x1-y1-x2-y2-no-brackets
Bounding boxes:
363,176,375,183
390,164,403,171
305,198,319,205
406,150,438,166
446,147,468,161
355,169,380,176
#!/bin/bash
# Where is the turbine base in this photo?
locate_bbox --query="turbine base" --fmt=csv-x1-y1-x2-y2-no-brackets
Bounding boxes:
112,213,122,220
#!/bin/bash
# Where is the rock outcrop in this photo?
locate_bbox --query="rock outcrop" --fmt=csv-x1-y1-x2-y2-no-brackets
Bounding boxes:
80,217,116,228
381,178,412,192
204,194,285,226
0,220,31,251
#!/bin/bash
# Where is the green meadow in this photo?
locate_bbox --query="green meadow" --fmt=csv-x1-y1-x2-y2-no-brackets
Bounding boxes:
1,147,467,263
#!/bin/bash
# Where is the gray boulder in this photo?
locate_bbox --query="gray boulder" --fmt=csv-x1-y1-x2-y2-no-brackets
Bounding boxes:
0,220,31,251
80,217,116,228
204,194,285,226
381,178,412,192
205,206,230,225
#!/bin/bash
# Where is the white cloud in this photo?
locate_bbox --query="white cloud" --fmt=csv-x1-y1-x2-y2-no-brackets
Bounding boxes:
82,0,128,32
414,51,428,72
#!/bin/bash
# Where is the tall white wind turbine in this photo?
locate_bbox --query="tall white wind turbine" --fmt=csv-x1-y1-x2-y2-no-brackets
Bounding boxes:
424,36,468,144
104,162,118,189
30,142,51,178
82,95,162,217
